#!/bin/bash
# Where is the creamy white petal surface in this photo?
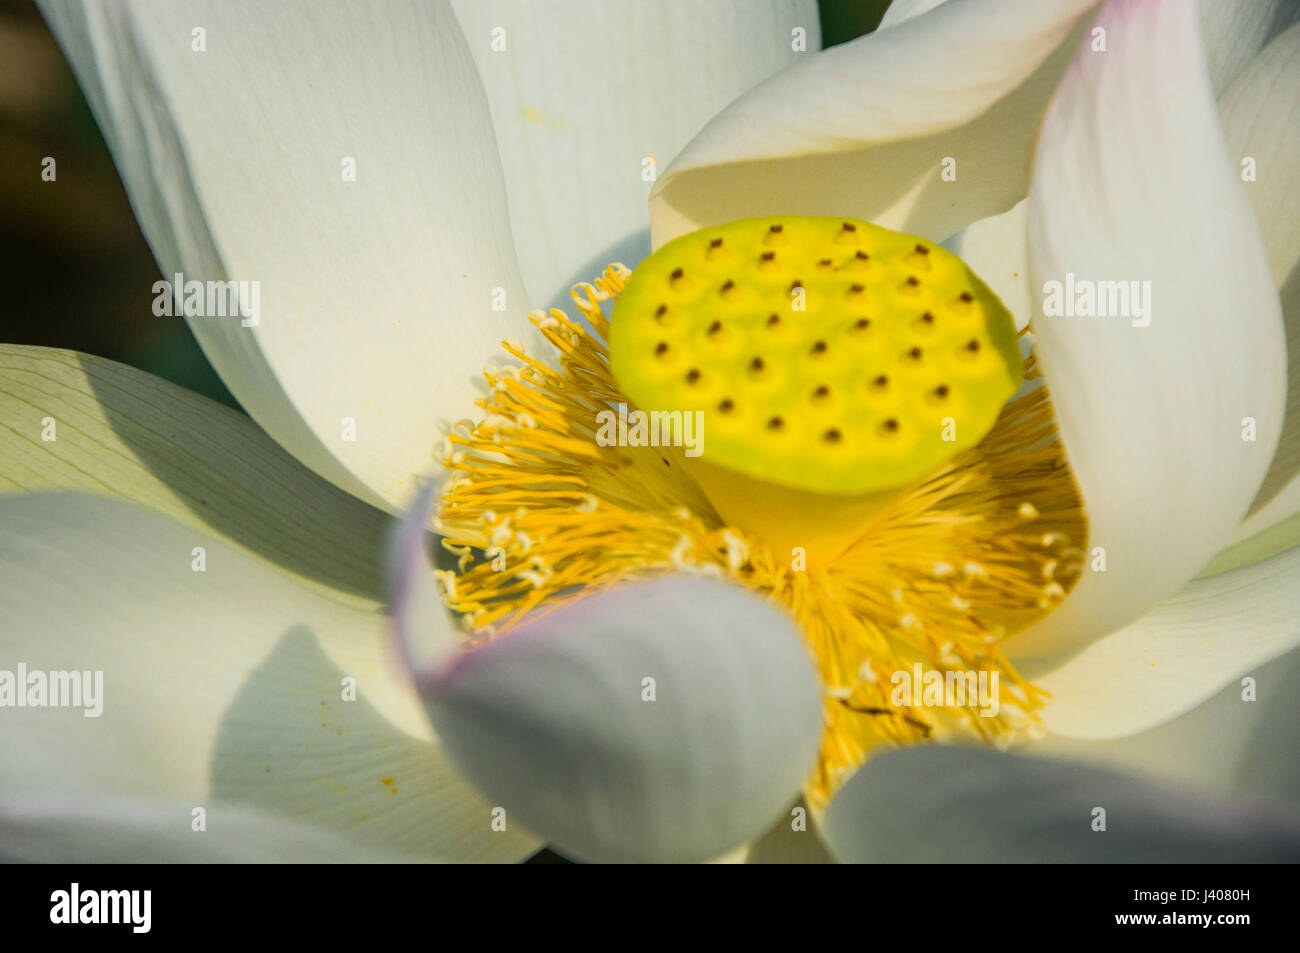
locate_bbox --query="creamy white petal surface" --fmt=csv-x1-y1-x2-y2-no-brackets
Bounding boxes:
1017,543,1300,740
936,14,1300,576
823,746,1300,863
649,0,1097,249
883,0,1299,92
38,0,532,513
1010,0,1285,658
1221,23,1300,550
1036,644,1300,803
450,0,817,310
0,344,388,607
933,3,1299,359
1,794,405,862
942,199,1033,331
0,492,536,862
395,568,824,863
1199,0,1300,92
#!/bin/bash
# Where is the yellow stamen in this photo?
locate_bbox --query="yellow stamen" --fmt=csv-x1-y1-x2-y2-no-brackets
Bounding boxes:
437,262,1087,809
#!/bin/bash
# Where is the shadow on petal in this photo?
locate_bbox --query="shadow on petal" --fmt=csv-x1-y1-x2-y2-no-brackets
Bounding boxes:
824,746,1300,863
210,625,539,863
742,799,836,864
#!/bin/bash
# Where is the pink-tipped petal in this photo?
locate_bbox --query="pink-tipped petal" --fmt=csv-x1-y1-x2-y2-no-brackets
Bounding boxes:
387,481,460,676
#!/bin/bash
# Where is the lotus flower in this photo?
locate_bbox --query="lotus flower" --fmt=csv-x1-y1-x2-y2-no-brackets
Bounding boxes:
3,0,1299,863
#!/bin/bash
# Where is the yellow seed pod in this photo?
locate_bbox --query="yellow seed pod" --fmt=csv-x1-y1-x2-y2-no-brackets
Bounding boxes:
608,216,1022,496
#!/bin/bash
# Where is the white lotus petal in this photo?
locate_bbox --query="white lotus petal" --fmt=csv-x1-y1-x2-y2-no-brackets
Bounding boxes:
936,2,1300,353
1,793,404,862
648,0,1097,249
943,199,1033,330
1200,0,1300,93
1019,543,1300,740
941,14,1300,581
399,576,824,863
450,0,817,309
1010,0,1285,658
1229,644,1300,804
38,0,531,513
387,480,460,674
882,0,1300,90
1221,23,1300,550
0,492,535,862
1036,644,1300,804
0,344,388,607
823,746,1300,863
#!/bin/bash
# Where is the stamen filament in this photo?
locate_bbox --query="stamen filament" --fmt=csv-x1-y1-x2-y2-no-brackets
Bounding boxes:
438,264,1087,807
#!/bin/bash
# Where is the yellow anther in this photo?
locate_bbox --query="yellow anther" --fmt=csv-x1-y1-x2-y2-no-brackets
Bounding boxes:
436,258,1087,810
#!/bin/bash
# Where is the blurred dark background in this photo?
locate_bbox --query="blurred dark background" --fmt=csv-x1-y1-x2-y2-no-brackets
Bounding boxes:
0,0,887,416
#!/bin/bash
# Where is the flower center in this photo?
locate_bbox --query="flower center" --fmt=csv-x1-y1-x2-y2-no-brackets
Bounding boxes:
608,216,1024,563
436,221,1088,808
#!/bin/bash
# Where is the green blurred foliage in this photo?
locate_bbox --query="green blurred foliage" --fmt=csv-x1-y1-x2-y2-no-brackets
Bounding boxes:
820,0,891,45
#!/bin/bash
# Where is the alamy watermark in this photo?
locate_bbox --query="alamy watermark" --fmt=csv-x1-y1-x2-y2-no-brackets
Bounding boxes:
890,663,999,717
0,663,103,717
595,402,704,457
50,884,150,933
1042,272,1152,328
152,272,260,327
